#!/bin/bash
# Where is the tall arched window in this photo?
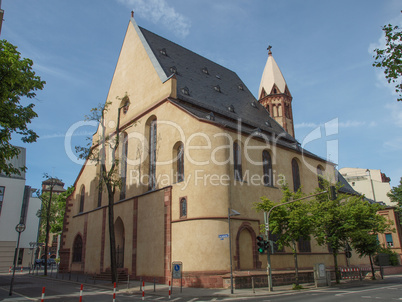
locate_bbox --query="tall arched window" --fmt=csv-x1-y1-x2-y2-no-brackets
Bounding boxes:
233,142,242,181
291,159,301,192
262,150,273,186
317,165,324,190
72,235,83,262
177,143,184,183
180,197,187,218
149,119,157,190
79,186,85,213
120,132,128,200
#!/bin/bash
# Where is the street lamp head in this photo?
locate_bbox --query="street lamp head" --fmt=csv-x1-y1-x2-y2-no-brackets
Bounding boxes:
15,223,25,233
229,209,241,217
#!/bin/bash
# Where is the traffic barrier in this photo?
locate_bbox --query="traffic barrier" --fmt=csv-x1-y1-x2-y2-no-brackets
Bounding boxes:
41,287,45,302
169,280,171,299
142,281,145,301
79,284,83,302
20,266,23,273
9,266,11,274
113,282,116,302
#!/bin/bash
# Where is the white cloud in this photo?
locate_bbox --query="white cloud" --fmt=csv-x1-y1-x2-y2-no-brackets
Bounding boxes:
295,120,372,130
338,121,366,128
117,0,191,38
295,122,318,129
38,131,93,140
384,137,402,151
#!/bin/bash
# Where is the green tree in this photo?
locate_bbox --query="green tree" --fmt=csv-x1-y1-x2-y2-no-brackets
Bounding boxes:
254,183,310,285
0,40,45,175
76,96,131,283
388,177,402,208
373,12,402,102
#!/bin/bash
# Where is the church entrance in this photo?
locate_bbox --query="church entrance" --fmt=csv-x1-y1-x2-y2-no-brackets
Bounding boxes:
115,217,125,269
238,229,254,270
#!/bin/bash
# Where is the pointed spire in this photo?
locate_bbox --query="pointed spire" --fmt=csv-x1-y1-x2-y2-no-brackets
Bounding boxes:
258,46,287,99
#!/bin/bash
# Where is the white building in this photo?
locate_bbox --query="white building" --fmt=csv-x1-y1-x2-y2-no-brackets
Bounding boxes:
0,147,41,271
339,167,392,206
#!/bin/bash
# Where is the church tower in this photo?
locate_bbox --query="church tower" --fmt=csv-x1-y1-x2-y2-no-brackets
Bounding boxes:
258,47,295,137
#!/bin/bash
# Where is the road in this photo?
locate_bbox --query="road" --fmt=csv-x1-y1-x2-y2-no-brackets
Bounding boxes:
1,273,402,301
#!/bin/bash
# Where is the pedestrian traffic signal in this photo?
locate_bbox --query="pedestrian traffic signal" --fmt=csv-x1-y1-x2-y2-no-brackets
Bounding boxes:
256,235,265,254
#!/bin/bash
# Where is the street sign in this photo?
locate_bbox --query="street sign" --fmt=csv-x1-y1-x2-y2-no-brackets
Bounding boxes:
218,234,229,240
172,262,182,279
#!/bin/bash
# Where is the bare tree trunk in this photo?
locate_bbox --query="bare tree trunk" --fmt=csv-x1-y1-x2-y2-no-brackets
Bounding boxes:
107,186,117,283
292,240,299,285
44,185,53,276
369,255,376,280
333,252,340,283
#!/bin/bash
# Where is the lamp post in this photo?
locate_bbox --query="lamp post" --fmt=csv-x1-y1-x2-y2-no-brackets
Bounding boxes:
9,223,26,296
228,208,240,294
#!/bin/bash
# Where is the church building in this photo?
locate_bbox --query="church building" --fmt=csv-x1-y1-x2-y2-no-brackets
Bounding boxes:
60,15,369,287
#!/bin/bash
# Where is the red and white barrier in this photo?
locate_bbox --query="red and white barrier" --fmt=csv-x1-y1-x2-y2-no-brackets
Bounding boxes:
9,266,11,274
169,280,171,299
41,287,45,302
142,281,145,301
79,284,83,302
20,266,23,273
113,282,116,302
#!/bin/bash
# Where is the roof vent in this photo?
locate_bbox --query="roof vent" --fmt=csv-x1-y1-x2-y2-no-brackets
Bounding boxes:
202,67,209,75
251,101,257,108
265,120,271,127
160,48,167,56
228,105,235,113
170,66,177,74
181,87,190,96
238,84,244,90
216,75,221,79
214,85,221,93
206,112,215,121
254,128,262,135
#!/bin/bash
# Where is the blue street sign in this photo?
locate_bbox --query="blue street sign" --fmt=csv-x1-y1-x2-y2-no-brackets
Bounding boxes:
218,234,229,240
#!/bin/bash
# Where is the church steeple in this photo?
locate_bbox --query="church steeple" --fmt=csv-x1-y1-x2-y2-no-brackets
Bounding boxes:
258,46,295,137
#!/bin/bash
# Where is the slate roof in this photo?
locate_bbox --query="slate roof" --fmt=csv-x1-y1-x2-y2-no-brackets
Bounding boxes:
134,20,328,162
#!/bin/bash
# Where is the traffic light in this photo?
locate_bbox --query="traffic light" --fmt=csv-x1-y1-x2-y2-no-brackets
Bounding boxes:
256,235,265,254
330,186,337,200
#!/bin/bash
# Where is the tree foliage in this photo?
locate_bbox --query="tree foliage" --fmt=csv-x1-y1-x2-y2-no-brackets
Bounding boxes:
0,40,45,175
388,177,402,208
373,13,402,102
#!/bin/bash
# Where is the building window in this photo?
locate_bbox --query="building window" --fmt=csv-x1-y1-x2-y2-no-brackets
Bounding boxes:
233,142,242,181
72,235,83,262
262,150,273,186
298,237,311,253
177,144,184,183
317,165,324,190
0,186,5,216
180,198,187,218
79,186,85,213
292,158,301,192
327,243,333,253
120,132,128,200
149,119,157,190
97,163,103,208
385,233,394,247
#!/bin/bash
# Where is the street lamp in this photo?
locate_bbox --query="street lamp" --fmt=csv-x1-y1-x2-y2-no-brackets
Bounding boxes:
9,223,26,296
228,208,240,294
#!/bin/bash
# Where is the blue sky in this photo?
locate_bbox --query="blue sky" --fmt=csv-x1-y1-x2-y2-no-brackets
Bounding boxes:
2,0,402,190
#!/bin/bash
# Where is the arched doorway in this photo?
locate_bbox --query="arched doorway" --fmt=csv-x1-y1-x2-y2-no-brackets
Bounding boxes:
236,223,258,270
115,217,125,268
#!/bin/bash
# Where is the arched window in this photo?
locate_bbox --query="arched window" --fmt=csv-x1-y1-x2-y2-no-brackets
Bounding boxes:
72,235,83,262
317,165,324,190
233,142,242,181
149,119,157,190
298,236,311,253
120,132,128,200
180,197,187,218
177,143,184,183
79,186,85,213
291,159,301,192
262,150,273,186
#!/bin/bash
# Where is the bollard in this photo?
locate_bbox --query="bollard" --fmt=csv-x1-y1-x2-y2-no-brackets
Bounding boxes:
142,281,145,301
127,275,130,289
154,277,156,292
79,284,83,302
113,282,116,302
140,277,142,291
252,276,255,294
9,266,11,274
169,280,171,299
41,287,45,302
